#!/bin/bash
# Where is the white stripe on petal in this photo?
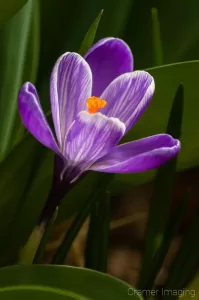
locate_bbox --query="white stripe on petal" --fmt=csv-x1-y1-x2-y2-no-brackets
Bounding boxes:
50,52,92,148
101,71,155,133
63,111,125,179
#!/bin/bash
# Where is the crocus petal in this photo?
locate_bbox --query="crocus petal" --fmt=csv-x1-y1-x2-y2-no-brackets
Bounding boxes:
101,71,155,133
18,82,60,153
90,134,180,173
84,38,133,97
50,52,92,147
63,111,125,180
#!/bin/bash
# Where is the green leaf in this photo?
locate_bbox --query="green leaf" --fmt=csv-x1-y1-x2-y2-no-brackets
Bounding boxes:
85,191,110,272
51,173,111,224
111,61,199,192
12,0,40,147
0,0,27,26
156,0,199,63
0,0,32,160
52,193,97,265
18,224,45,265
0,265,140,300
79,10,103,55
0,136,38,239
138,84,183,289
123,0,199,68
53,174,113,265
22,0,40,84
139,190,189,291
34,207,59,264
163,207,199,295
7,149,53,256
97,0,134,37
166,84,184,138
180,272,199,300
18,208,58,265
0,135,45,266
151,7,163,66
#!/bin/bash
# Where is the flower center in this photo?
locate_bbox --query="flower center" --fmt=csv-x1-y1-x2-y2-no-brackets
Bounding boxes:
86,96,107,114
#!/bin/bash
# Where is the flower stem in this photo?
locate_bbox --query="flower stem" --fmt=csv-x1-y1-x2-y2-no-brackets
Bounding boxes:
38,155,88,224
38,180,71,223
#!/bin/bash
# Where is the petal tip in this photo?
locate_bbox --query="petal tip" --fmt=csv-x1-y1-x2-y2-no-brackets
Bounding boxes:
172,137,181,154
18,82,38,107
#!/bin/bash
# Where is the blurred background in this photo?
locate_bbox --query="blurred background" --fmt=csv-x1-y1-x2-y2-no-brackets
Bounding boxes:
0,0,199,295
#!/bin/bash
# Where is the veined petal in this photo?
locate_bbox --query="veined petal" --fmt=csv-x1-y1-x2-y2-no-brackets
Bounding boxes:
90,134,180,173
50,52,92,147
18,82,60,153
84,38,133,97
101,71,155,133
63,111,125,180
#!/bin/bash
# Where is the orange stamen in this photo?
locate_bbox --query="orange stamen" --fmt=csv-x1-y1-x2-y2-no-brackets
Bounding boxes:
86,96,107,114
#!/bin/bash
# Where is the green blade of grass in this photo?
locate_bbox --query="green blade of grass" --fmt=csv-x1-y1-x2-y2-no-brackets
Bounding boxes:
52,174,114,264
143,191,190,291
138,84,184,289
85,191,110,272
151,7,163,66
79,9,103,56
12,0,40,147
163,206,199,298
33,207,58,264
0,1,32,160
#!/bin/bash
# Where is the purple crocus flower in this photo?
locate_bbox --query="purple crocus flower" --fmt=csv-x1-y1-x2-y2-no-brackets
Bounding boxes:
18,38,180,185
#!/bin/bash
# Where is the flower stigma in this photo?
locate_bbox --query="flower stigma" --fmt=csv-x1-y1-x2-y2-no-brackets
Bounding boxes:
86,96,107,114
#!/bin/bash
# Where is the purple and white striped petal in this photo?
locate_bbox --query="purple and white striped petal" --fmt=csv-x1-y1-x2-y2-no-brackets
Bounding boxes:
63,111,125,180
50,52,92,147
84,38,133,97
18,82,60,154
101,71,155,133
90,134,180,173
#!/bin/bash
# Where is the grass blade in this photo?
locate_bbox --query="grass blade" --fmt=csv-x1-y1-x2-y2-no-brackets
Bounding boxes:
0,0,27,26
52,174,114,264
52,192,96,264
23,0,40,84
33,207,58,264
85,191,110,272
0,0,32,160
138,84,184,289
13,0,40,147
163,206,199,298
151,7,163,66
79,9,103,55
142,191,190,291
